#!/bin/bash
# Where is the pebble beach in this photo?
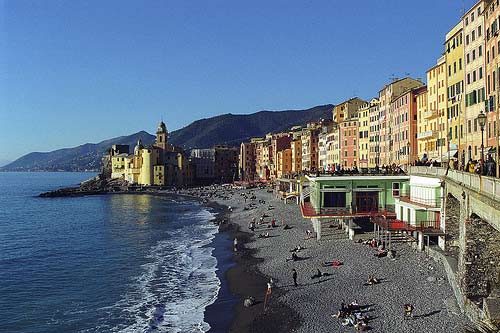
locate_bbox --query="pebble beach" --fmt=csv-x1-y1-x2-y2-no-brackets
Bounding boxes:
182,186,475,332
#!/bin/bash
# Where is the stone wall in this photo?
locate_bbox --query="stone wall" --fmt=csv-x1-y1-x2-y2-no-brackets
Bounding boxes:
445,193,460,258
461,214,500,302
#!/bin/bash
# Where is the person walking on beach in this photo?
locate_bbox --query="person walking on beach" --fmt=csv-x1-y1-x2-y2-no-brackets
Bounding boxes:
292,269,298,287
233,237,238,252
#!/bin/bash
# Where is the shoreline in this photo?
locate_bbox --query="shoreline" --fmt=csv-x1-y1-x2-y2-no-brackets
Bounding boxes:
38,185,475,332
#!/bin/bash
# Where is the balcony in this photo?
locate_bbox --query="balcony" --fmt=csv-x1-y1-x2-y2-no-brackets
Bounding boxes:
424,110,440,120
372,217,442,234
417,130,438,140
398,194,441,208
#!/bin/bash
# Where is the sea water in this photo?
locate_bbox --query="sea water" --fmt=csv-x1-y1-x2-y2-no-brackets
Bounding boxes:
0,172,224,333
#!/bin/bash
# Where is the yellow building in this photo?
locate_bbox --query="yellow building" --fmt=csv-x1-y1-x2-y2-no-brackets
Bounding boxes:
277,148,292,178
367,98,380,168
333,97,365,123
418,56,447,162
445,22,465,165
358,101,371,169
110,121,192,187
291,137,302,173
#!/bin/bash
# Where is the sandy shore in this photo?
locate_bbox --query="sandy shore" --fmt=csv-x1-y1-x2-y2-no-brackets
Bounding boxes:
181,186,474,333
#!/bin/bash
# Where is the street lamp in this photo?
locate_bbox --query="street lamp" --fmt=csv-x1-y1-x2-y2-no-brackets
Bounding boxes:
407,142,410,166
447,130,452,172
477,110,487,175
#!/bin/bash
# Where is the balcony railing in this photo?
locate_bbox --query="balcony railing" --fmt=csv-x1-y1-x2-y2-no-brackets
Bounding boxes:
416,130,438,140
398,194,442,208
409,166,500,200
372,218,441,233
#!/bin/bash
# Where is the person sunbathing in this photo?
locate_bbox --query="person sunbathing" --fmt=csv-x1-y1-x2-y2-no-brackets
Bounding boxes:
286,252,300,262
290,245,303,252
321,260,343,267
258,232,270,238
366,275,379,285
374,249,387,257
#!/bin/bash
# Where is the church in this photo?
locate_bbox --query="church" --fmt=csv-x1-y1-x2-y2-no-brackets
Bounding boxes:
110,121,192,186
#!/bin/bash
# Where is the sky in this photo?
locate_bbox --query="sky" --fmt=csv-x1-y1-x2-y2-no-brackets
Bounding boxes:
0,0,478,164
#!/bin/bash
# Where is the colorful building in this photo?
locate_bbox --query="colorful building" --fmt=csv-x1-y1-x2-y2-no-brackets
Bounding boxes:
419,56,447,162
368,98,381,168
332,97,365,123
340,116,359,168
464,1,487,162
358,100,371,170
301,122,320,172
239,141,257,181
484,0,500,168
378,78,424,166
445,22,465,165
110,121,192,187
391,86,426,167
300,174,410,240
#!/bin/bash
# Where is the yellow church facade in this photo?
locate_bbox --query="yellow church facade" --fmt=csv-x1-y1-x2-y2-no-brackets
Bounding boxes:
110,121,192,187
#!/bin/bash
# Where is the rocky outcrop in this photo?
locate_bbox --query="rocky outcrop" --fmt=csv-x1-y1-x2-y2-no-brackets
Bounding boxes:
39,175,128,197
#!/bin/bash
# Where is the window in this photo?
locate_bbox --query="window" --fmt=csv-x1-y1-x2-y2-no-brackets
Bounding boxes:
467,53,470,64
466,17,469,26
473,49,476,60
459,58,462,70
466,34,470,45
472,30,476,41
479,45,483,56
323,192,346,208
471,12,475,22
480,67,483,79
392,182,400,197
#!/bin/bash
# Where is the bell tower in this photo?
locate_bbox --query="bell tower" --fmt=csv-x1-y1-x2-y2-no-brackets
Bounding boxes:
156,121,168,151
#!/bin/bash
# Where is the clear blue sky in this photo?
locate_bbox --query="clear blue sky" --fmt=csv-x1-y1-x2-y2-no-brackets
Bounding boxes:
0,0,477,164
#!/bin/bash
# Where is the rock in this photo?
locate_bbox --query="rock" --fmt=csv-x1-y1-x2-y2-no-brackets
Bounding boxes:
244,296,255,307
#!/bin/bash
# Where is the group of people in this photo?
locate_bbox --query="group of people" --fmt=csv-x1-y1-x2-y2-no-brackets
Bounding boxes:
335,301,369,331
463,156,497,177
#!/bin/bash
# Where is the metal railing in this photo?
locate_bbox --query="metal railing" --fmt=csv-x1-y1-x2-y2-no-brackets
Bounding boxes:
409,166,500,200
373,218,441,232
398,194,442,207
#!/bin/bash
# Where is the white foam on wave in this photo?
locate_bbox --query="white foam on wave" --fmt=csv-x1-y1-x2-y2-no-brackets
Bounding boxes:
109,207,221,333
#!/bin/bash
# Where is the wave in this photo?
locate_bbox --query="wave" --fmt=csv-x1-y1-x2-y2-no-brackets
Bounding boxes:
107,207,220,333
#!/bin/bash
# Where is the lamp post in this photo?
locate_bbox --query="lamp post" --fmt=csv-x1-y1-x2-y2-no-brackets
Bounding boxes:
407,142,410,167
477,110,487,175
447,130,452,172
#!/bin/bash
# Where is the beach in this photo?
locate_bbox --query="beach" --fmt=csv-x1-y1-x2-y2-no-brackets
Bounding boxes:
183,186,475,333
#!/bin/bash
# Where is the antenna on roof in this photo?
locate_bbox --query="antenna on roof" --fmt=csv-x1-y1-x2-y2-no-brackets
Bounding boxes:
389,74,398,82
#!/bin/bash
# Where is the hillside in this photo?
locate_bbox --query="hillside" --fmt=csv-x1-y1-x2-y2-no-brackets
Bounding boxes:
168,104,333,148
1,131,156,172
1,104,333,172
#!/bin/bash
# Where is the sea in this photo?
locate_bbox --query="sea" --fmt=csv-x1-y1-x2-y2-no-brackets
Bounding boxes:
0,172,236,333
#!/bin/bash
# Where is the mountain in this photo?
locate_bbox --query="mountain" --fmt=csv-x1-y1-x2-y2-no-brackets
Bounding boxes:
1,104,333,172
168,104,333,149
1,131,155,172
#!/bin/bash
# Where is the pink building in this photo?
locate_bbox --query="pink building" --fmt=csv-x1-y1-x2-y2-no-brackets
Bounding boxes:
391,86,425,167
340,117,359,168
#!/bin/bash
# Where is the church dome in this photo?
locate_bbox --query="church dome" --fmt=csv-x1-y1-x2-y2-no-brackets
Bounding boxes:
157,121,167,133
134,139,144,155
